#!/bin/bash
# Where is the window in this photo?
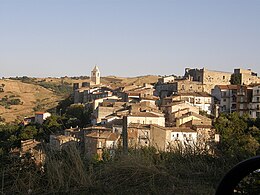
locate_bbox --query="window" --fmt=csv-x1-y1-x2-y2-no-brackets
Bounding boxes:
176,133,179,137
223,98,226,102
184,134,186,137
172,134,174,137
223,76,226,80
257,97,260,102
189,134,192,138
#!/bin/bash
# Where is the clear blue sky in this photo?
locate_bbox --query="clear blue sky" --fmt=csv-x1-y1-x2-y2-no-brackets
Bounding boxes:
0,0,260,77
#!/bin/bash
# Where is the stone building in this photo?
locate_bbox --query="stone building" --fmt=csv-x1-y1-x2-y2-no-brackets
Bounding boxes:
85,131,120,160
184,68,232,93
73,65,102,103
155,77,204,98
234,68,260,85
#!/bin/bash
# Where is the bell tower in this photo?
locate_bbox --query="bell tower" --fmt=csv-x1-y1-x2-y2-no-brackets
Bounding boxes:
91,65,100,85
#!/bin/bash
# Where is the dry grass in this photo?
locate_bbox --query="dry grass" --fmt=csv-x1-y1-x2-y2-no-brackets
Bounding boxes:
0,146,242,195
0,79,60,122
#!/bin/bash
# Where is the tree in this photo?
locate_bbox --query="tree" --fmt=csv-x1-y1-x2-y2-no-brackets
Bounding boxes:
19,125,38,140
214,113,259,158
65,104,91,128
230,74,242,85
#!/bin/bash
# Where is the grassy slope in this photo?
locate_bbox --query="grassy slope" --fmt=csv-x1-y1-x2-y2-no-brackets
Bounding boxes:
0,79,60,122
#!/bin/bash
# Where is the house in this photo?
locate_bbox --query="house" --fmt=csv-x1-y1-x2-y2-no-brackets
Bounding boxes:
123,84,155,102
155,75,204,98
92,102,125,124
171,92,213,114
236,85,253,116
22,116,35,125
250,84,260,118
92,95,120,110
20,139,45,166
64,127,84,142
127,111,165,127
35,112,51,124
211,85,238,113
85,131,120,160
49,135,78,150
127,124,215,152
176,111,211,127
167,127,198,150
160,101,200,126
127,123,151,147
212,84,257,116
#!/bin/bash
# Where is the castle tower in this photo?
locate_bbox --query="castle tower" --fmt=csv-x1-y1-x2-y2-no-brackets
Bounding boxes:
91,65,100,85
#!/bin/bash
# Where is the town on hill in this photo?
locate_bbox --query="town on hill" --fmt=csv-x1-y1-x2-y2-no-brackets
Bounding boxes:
1,65,260,194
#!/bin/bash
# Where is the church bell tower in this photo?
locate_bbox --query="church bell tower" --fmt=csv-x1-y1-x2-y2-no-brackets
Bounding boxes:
91,65,100,85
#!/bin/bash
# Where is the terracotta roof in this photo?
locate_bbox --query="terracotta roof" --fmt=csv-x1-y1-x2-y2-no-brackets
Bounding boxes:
129,112,163,117
83,126,112,131
140,96,159,100
35,112,45,115
128,123,151,129
85,131,119,140
216,85,238,90
176,92,212,97
170,127,196,133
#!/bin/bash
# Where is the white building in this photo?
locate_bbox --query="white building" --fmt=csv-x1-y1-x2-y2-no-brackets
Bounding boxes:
211,85,238,113
127,112,165,127
171,92,213,114
169,127,197,148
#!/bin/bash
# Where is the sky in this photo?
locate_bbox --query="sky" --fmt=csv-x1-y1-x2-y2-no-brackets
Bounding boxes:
0,0,260,77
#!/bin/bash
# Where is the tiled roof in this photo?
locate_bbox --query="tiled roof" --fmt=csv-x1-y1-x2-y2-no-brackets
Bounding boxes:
216,85,238,90
129,112,163,117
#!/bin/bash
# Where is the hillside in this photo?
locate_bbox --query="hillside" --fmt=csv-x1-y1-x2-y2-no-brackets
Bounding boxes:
0,79,60,122
0,75,160,122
